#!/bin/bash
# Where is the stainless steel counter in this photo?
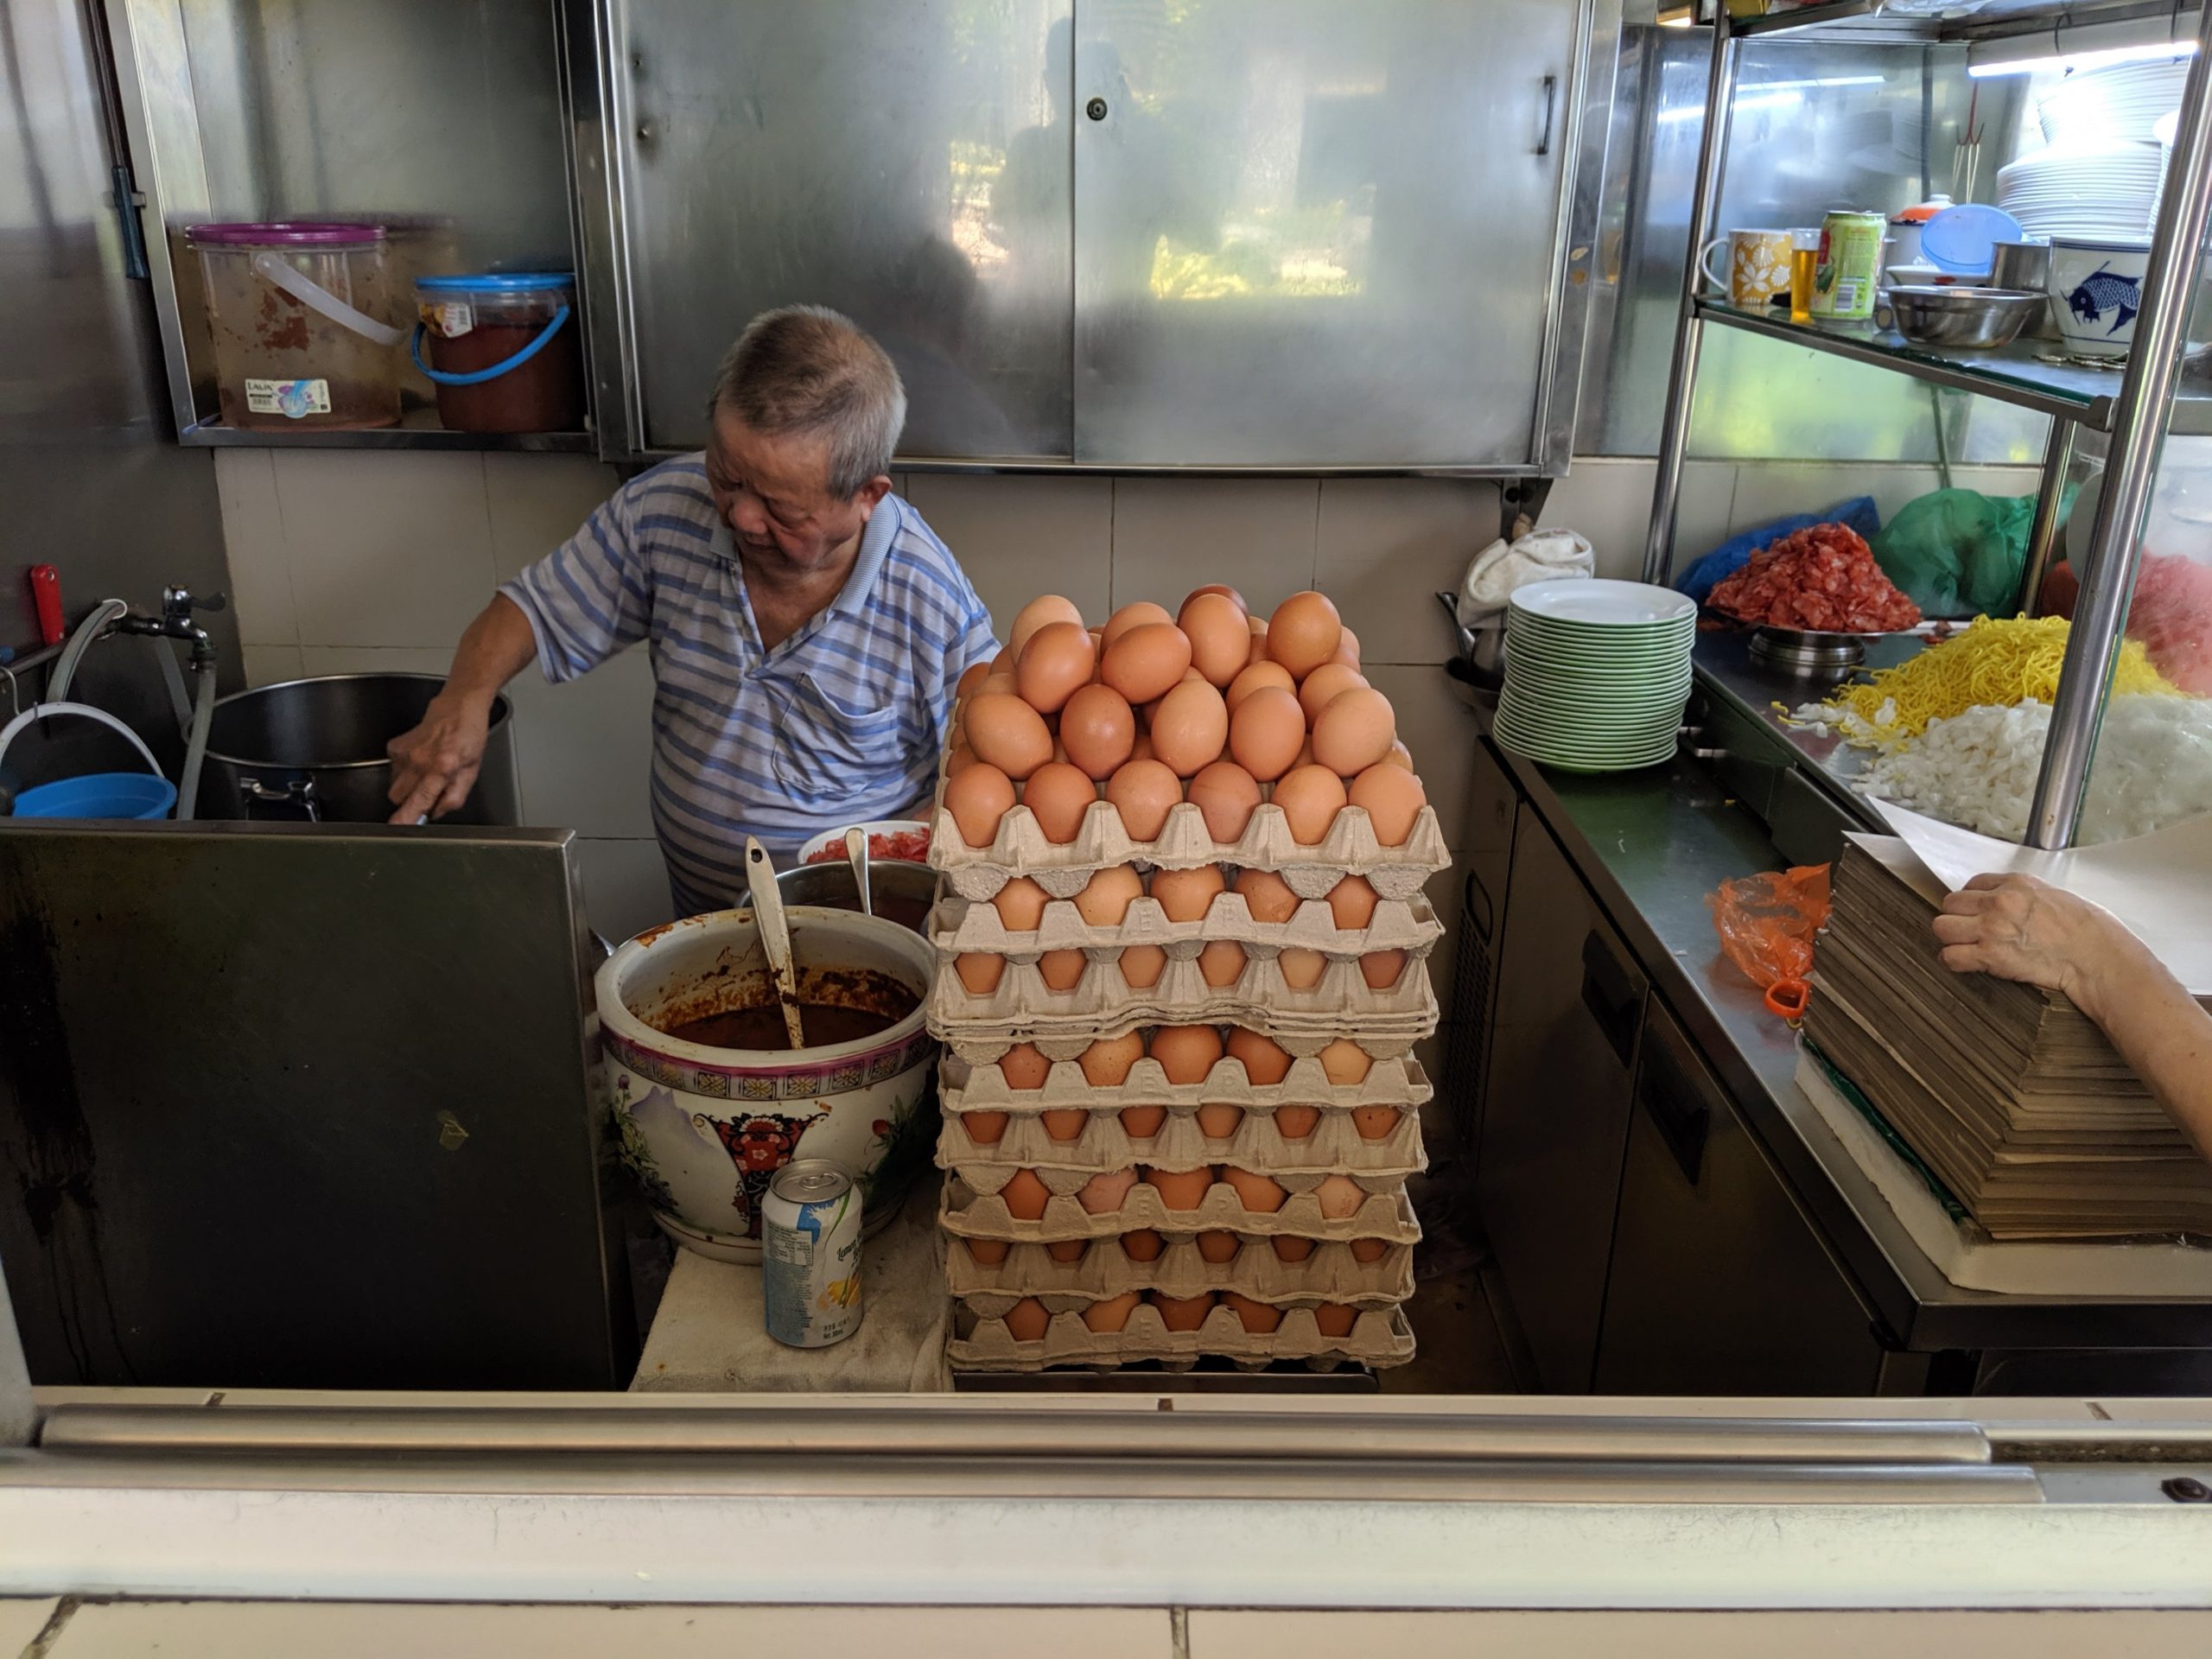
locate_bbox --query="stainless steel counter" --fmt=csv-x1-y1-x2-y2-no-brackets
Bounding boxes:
1459,677,2212,1354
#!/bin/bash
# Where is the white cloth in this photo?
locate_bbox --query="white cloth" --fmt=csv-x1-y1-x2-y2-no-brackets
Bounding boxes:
1455,525,1596,632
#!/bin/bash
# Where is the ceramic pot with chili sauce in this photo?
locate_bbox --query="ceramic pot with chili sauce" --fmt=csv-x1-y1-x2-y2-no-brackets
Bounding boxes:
412,271,585,433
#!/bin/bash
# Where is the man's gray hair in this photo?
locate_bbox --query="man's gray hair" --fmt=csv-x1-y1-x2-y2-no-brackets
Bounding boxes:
708,305,906,499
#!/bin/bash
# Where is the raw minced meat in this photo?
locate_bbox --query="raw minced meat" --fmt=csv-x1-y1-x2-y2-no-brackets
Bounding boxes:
1708,521,1922,633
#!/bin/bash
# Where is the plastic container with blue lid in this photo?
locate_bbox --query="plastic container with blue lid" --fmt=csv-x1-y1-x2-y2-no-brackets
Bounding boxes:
412,271,583,433
1920,203,2025,277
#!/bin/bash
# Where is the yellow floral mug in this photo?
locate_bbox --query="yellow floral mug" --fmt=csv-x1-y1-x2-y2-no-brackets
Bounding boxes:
1699,228,1794,308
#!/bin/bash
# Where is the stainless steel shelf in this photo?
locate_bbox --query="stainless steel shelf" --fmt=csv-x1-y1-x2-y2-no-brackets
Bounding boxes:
1698,300,2212,435
179,418,599,454
1730,0,2192,44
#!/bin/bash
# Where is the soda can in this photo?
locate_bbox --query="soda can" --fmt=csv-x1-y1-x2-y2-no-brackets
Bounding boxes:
1811,210,1885,321
762,1159,863,1348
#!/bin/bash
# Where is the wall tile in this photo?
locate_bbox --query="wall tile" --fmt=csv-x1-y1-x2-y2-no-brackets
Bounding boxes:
905,473,1113,637
240,645,303,688
1676,461,1739,566
1364,664,1480,854
506,645,656,838
273,452,496,648
296,645,456,677
1949,463,2044,501
1726,461,1938,539
485,453,623,585
577,837,676,943
1314,478,1497,666
1533,456,1659,582
1109,477,1320,617
212,448,296,645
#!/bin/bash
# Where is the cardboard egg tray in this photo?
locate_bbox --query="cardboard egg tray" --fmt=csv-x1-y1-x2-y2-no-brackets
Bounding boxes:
939,1049,1430,1112
927,950,1437,1047
945,1301,1416,1373
928,888,1444,966
938,1172,1421,1246
945,1232,1415,1307
937,1019,1424,1068
935,1098,1427,1179
929,792,1451,903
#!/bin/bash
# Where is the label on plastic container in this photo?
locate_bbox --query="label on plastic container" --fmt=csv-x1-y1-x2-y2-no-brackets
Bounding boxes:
419,300,474,339
244,378,332,419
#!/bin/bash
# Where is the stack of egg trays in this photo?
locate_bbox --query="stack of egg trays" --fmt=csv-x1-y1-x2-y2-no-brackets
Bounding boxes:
934,1037,1429,1372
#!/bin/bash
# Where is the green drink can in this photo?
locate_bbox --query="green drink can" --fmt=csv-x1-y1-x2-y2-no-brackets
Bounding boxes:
1810,210,1885,321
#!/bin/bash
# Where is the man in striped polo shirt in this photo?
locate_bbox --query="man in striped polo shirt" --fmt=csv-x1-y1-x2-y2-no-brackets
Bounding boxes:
386,305,999,913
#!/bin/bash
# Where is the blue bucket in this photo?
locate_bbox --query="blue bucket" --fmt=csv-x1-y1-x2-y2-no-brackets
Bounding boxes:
12,772,178,820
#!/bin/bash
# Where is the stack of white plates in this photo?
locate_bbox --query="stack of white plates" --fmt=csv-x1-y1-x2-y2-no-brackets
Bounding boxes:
2038,60,2189,147
1996,140,2165,241
1494,581,1697,774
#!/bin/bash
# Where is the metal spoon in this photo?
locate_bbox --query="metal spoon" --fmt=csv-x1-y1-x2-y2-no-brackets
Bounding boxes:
844,825,873,918
744,836,807,1050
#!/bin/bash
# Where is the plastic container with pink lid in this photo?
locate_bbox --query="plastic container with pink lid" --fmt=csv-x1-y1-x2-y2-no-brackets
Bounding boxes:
185,221,405,430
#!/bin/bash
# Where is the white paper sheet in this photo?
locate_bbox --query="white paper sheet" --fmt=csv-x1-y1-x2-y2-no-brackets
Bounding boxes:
1858,802,2212,996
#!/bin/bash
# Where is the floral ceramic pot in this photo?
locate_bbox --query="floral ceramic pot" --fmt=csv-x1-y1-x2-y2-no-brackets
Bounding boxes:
595,906,938,1264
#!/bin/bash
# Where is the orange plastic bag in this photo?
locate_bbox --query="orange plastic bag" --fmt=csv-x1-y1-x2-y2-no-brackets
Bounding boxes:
1708,864,1831,1018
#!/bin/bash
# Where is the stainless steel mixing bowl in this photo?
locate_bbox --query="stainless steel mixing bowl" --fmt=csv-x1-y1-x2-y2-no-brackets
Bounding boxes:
1885,285,2047,349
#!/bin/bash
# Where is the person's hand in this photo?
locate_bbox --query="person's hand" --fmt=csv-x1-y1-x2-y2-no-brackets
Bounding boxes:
386,691,493,823
1930,872,2139,1010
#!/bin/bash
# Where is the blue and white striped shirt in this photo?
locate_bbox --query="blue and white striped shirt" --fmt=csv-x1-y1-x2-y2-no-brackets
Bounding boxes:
502,456,997,914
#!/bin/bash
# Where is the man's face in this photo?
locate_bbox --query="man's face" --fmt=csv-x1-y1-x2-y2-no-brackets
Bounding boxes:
705,408,886,575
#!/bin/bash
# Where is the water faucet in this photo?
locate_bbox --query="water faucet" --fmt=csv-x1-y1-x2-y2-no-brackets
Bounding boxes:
114,586,225,667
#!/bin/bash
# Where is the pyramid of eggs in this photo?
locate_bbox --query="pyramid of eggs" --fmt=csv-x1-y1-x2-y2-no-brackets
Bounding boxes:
927,585,1448,1372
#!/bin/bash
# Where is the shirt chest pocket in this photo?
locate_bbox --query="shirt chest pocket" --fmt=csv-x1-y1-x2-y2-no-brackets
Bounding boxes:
769,672,906,804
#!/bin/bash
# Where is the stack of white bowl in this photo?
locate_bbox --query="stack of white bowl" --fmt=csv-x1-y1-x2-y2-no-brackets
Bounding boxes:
1493,581,1697,774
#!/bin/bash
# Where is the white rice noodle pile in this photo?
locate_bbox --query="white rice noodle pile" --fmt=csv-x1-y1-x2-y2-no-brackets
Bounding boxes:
1858,694,2212,844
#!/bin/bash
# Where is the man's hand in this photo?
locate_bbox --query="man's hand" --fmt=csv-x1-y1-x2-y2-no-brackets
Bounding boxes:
387,690,493,823
1930,872,2139,1013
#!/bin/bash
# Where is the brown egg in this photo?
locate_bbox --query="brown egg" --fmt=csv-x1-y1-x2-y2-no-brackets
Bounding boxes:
1046,1238,1088,1263
1147,678,1229,777
1350,1236,1389,1264
1039,1107,1087,1143
1008,594,1086,659
1333,626,1363,669
1382,739,1414,770
1224,1166,1287,1213
999,1041,1052,1090
1080,1030,1146,1085
1146,1165,1214,1211
954,953,1005,995
1039,949,1089,992
1021,761,1098,845
1359,950,1407,990
1225,660,1296,709
1179,592,1251,688
1079,1166,1141,1214
1350,763,1427,848
1311,688,1397,777
963,1110,1008,1145
977,671,1017,699
1315,1173,1366,1219
1182,583,1249,616
1274,1104,1321,1140
1314,1304,1358,1339
944,763,1016,849
1270,1236,1314,1263
1267,590,1344,677
956,660,991,701
1277,948,1325,989
1003,1298,1052,1342
1001,1168,1052,1220
1296,662,1370,725
1151,1023,1224,1084
1015,621,1096,715
1058,683,1137,780
1225,1027,1291,1085
1119,1105,1167,1138
1103,758,1183,842
992,875,1049,932
1270,764,1348,846
1233,868,1300,925
1197,940,1246,987
1084,1290,1144,1333
1119,945,1166,989
1101,600,1174,647
1155,1292,1217,1333
1351,1104,1402,1141
963,693,1053,779
1120,1228,1165,1262
1327,874,1380,930
1224,1291,1281,1333
966,1236,1010,1265
1186,760,1262,842
1100,623,1192,704
1151,863,1226,924
1227,685,1306,783
945,741,980,778
1197,1230,1242,1264
1196,1102,1245,1139
1129,732,1155,762
1318,1038,1372,1084
1073,863,1143,927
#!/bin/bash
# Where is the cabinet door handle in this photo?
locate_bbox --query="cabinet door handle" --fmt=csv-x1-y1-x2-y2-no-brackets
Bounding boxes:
1535,73,1558,157
1578,929,1639,1068
1640,1051,1711,1186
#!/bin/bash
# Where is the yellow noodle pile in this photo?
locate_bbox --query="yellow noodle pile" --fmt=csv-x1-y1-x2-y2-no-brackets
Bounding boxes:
1815,616,2179,748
